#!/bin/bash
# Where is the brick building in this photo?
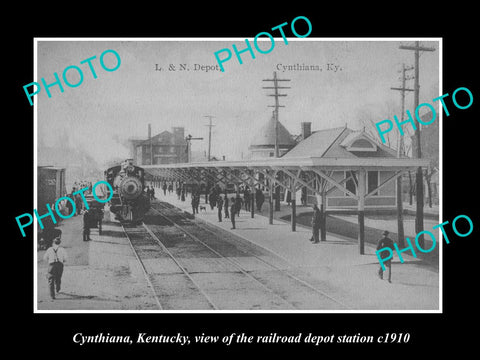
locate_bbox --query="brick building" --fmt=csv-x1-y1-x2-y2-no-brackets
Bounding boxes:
130,126,188,165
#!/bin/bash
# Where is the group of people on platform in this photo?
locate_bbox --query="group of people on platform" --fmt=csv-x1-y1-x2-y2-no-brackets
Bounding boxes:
148,181,267,231
160,182,174,196
198,185,266,230
39,179,99,249
285,188,308,207
52,182,93,219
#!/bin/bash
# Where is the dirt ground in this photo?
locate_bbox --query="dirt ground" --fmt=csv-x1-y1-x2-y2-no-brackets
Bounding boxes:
36,215,159,311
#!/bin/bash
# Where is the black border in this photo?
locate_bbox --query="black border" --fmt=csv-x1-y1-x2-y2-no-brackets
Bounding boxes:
9,7,479,355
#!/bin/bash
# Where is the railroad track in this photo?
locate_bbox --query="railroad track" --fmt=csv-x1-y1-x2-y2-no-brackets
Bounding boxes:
152,201,351,310
122,222,217,310
135,201,351,310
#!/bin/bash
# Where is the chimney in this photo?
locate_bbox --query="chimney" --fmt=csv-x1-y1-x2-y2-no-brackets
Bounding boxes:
172,127,185,144
301,122,311,140
148,124,151,139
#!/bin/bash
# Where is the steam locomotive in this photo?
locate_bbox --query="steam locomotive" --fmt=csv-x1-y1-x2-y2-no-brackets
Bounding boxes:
105,159,150,223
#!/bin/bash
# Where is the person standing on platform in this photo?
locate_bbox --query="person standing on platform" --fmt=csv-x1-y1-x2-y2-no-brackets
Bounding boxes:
256,189,265,211
224,196,229,219
191,193,199,215
208,190,217,210
230,197,236,229
244,188,250,212
43,230,67,300
310,205,321,244
235,194,243,217
301,189,307,206
377,230,395,283
151,186,155,200
191,193,195,214
195,193,200,213
286,191,291,206
181,186,186,202
162,182,167,196
74,194,83,216
168,183,173,194
65,194,74,217
216,195,224,222
83,210,92,241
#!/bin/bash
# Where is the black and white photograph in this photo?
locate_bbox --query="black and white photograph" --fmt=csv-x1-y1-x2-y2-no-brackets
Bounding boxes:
8,8,479,354
33,39,440,312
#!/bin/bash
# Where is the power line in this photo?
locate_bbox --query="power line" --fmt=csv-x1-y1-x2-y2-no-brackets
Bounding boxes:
185,134,203,163
390,63,414,248
399,41,436,248
391,64,414,156
262,71,290,158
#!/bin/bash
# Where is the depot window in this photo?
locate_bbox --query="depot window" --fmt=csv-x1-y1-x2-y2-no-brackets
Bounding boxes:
367,171,379,196
345,171,356,195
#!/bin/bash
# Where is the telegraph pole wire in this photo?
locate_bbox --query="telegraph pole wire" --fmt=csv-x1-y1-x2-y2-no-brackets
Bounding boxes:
399,41,436,248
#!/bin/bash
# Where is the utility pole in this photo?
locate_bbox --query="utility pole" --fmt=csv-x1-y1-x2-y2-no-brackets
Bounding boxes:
263,72,290,211
262,71,291,157
148,123,153,165
204,115,215,161
185,134,203,163
391,63,414,247
399,41,435,248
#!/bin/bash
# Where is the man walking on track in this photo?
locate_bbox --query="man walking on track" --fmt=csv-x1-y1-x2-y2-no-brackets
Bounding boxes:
377,230,395,283
43,229,67,300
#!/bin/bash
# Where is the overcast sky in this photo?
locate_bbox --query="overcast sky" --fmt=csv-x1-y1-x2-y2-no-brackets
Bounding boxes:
36,39,440,166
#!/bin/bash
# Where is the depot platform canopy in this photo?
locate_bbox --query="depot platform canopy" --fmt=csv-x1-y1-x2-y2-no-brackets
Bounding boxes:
143,155,429,203
143,156,429,173
142,127,431,255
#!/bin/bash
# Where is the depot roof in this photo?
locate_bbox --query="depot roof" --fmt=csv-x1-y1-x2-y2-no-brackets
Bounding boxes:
283,126,397,159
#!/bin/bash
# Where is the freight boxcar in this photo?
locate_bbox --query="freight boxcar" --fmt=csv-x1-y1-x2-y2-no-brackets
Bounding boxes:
37,166,66,216
37,166,66,249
